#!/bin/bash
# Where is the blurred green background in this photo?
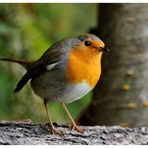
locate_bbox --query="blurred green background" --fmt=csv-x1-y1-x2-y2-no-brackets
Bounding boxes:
0,3,97,124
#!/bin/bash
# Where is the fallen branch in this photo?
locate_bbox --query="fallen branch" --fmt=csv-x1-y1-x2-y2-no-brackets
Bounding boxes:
0,121,148,145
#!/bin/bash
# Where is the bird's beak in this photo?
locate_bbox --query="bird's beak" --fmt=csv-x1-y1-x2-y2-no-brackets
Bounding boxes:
99,47,110,52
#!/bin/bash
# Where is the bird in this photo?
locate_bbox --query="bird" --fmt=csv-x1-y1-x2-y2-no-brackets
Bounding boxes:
0,33,109,135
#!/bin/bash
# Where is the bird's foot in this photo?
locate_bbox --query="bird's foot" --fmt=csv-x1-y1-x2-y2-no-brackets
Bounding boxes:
45,123,64,136
67,123,84,133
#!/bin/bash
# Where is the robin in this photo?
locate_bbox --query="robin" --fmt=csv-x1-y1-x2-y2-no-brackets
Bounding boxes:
0,33,109,135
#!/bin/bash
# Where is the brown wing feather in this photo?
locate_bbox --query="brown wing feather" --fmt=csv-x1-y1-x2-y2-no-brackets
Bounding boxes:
0,39,65,93
14,63,47,92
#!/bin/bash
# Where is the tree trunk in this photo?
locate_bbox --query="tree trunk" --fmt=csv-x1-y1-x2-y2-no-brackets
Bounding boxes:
80,4,148,127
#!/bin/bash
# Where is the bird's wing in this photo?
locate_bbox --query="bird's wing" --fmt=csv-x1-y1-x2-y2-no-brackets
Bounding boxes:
14,63,47,92
14,46,64,93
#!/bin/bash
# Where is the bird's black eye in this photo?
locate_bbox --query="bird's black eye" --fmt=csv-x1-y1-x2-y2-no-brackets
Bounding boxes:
84,41,91,46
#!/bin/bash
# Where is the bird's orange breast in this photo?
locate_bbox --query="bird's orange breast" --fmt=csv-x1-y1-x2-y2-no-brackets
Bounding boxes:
65,47,102,88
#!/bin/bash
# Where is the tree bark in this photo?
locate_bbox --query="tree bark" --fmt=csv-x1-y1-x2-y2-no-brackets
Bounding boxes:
80,4,148,127
0,121,148,145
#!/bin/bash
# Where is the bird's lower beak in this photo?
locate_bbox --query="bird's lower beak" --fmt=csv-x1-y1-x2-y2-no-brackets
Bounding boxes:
99,47,110,52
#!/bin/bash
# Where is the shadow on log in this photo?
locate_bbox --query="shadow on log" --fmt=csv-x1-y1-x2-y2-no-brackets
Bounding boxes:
0,121,148,145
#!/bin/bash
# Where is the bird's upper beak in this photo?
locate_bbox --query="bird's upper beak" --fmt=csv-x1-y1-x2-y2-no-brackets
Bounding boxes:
99,47,110,52
91,40,109,52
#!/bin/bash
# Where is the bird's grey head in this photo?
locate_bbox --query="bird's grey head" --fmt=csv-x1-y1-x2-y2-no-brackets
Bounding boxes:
77,34,103,43
60,33,103,52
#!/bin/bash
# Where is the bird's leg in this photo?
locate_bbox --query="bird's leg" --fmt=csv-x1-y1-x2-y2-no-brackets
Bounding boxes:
44,100,64,136
61,102,84,133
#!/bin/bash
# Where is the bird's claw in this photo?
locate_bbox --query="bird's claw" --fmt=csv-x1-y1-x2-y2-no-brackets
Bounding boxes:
67,123,84,133
45,123,64,136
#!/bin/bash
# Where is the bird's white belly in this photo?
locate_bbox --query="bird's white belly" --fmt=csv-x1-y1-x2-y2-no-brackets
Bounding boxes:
31,72,92,103
58,81,92,103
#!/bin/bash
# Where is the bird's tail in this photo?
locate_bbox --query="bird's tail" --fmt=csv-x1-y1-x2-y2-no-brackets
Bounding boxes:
0,58,35,71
